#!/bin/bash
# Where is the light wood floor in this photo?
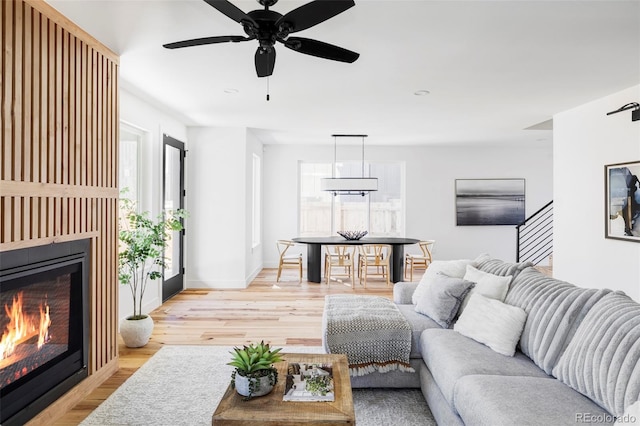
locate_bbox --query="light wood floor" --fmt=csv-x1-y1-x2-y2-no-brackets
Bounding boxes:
54,267,419,425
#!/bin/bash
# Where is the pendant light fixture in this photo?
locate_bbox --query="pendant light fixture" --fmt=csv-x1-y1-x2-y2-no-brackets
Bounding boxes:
320,134,378,196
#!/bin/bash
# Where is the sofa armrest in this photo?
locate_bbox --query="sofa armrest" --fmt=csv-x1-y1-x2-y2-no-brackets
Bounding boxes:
394,281,419,304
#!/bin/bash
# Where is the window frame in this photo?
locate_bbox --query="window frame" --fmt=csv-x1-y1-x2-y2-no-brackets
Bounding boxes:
298,160,405,237
252,153,262,249
118,121,144,209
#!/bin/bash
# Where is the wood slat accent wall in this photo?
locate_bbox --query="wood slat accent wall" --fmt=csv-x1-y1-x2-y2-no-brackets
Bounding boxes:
1,1,119,422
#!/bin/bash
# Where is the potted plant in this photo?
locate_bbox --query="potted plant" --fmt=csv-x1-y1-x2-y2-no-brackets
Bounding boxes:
228,341,284,399
118,196,186,347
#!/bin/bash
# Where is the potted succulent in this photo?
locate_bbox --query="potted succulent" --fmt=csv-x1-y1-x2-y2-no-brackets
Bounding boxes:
228,341,284,399
118,196,186,347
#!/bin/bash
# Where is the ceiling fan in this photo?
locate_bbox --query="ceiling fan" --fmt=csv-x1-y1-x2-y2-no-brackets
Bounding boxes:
163,0,360,78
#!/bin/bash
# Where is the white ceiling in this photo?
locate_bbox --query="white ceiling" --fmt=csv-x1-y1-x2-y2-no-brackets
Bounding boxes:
47,0,640,146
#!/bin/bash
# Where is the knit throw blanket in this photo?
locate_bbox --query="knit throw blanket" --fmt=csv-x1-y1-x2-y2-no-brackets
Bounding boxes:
323,295,414,377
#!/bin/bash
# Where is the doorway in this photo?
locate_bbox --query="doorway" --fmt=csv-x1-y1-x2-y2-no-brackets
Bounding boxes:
162,134,185,301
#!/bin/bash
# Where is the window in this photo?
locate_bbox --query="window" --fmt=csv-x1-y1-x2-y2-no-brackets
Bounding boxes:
119,123,143,214
252,154,261,248
299,163,332,236
299,162,403,236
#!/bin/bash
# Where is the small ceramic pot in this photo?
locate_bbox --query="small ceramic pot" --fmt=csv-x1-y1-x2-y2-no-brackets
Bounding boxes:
234,372,275,398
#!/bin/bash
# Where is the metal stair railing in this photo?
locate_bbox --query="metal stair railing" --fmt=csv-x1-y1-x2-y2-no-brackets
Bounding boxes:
516,201,553,265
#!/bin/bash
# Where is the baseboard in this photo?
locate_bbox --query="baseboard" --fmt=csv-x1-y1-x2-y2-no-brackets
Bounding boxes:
245,265,262,286
186,279,248,289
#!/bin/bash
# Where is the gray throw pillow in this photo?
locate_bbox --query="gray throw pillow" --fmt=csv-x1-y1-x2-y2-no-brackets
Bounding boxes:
414,273,475,328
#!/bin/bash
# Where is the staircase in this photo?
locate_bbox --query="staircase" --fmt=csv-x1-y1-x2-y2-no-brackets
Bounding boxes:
516,201,553,272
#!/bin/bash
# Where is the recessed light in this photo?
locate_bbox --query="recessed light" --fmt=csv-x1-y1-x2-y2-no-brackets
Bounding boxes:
414,90,430,96
224,88,239,94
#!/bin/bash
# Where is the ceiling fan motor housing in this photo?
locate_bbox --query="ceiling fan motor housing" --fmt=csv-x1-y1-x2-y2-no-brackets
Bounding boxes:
245,10,287,51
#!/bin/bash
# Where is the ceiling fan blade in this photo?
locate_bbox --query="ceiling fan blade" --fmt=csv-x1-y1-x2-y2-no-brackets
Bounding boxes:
203,0,257,26
276,0,355,34
255,48,276,78
163,35,251,49
284,37,359,63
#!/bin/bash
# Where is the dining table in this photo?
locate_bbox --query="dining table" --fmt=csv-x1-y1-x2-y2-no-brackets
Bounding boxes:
291,236,420,283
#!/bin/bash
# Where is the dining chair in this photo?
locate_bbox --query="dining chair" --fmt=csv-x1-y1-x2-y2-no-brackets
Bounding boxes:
276,240,303,283
356,244,384,278
324,245,355,287
404,240,435,281
357,244,391,288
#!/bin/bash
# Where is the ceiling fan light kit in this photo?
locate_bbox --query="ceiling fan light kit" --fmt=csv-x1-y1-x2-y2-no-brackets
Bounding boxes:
321,134,378,197
163,0,360,78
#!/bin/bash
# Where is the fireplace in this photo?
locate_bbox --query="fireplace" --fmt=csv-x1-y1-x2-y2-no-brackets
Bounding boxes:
0,240,90,426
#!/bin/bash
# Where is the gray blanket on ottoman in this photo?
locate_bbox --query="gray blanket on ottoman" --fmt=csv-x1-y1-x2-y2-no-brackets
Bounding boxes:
323,294,414,376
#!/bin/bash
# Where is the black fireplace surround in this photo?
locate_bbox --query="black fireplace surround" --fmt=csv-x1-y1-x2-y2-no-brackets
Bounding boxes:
0,239,90,425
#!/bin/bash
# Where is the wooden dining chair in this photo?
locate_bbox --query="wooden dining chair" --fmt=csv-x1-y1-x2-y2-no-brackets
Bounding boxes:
356,244,384,278
404,240,435,281
357,244,391,288
324,245,355,287
276,240,303,283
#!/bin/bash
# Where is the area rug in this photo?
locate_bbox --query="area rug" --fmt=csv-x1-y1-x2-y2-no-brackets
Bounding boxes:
80,345,435,426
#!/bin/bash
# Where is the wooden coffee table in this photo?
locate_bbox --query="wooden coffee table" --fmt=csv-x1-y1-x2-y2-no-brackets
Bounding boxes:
212,353,355,425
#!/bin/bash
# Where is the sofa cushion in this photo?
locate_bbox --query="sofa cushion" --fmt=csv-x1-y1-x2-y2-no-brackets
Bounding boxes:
505,267,612,374
453,293,527,356
395,304,442,358
552,292,640,417
475,257,531,278
414,273,475,328
453,375,613,426
420,328,550,408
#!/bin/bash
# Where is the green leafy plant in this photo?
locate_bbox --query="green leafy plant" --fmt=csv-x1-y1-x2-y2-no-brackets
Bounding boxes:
228,341,284,399
118,196,186,320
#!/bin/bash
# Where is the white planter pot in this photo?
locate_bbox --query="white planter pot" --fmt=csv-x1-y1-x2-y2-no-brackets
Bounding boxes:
120,315,154,348
234,372,275,398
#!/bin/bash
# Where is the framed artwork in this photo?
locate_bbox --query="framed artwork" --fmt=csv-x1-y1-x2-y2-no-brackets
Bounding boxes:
605,161,640,242
456,179,525,226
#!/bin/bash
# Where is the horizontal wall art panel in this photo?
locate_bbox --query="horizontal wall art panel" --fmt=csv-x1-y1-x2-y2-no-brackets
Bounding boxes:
455,179,526,226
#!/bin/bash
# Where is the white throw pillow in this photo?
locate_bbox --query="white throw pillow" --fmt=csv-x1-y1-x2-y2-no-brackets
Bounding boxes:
616,401,640,425
460,265,512,312
454,293,527,357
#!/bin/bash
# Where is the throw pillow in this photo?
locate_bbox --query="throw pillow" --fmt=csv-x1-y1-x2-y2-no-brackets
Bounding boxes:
414,273,475,328
411,258,475,305
552,292,640,417
460,265,512,312
454,293,527,357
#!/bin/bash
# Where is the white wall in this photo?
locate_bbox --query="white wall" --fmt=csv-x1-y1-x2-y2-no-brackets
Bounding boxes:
185,127,264,289
554,85,640,301
119,88,188,319
263,143,553,269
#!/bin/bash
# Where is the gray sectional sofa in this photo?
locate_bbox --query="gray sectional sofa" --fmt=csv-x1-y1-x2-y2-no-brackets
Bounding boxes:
335,258,640,425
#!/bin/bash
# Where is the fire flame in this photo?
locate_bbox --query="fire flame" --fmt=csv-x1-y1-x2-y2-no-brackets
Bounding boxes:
0,292,52,361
